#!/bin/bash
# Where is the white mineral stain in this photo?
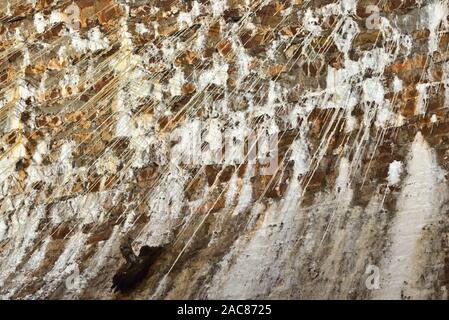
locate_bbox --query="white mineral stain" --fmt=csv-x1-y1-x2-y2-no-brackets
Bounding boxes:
374,133,448,299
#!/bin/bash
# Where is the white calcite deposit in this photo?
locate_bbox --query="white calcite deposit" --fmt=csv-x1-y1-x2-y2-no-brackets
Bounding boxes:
1,0,449,300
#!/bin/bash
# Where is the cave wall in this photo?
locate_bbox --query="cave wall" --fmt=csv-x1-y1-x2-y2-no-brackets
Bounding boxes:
1,0,449,299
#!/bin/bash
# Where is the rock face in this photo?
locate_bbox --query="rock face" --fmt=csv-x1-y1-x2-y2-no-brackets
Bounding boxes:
1,0,449,300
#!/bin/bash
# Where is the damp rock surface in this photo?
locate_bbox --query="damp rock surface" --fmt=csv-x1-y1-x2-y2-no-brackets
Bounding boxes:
1,0,449,300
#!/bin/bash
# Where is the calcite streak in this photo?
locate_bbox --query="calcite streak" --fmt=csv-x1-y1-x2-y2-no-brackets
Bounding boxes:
375,133,448,299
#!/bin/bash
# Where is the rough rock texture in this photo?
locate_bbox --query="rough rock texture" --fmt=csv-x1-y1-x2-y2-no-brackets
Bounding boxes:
1,0,449,300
